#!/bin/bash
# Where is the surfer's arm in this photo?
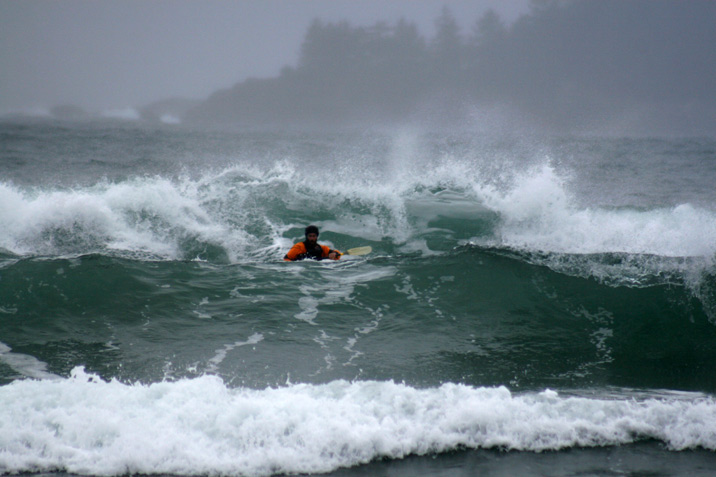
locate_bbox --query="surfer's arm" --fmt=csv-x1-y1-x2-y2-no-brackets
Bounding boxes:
324,246,341,260
284,243,306,261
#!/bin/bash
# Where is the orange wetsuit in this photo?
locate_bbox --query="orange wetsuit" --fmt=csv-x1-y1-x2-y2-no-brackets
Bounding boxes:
284,241,341,261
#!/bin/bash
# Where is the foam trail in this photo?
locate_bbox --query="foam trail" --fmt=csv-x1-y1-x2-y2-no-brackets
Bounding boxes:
1,368,714,476
206,333,264,373
0,342,62,380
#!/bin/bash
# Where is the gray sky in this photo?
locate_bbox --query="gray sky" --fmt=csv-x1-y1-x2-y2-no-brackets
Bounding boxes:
0,0,530,114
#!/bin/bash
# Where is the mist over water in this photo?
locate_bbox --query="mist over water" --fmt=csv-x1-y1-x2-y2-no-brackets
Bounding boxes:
173,1,716,136
3,1,715,137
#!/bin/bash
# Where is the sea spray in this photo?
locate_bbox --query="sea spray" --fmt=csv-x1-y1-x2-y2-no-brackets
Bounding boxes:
2,157,715,281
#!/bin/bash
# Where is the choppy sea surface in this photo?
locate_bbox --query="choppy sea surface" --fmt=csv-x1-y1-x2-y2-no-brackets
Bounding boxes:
1,118,716,476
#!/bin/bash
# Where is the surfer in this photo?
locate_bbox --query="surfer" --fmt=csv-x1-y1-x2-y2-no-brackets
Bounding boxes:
284,225,342,261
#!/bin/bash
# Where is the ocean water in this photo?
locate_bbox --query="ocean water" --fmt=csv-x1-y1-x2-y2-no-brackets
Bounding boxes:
1,118,716,476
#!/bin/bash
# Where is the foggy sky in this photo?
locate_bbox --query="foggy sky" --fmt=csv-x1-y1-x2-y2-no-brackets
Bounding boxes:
0,0,530,115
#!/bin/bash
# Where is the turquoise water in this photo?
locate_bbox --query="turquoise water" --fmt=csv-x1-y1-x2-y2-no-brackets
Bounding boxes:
1,119,715,476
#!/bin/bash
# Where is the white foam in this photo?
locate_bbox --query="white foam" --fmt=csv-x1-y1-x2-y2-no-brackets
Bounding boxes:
207,334,264,372
1,369,714,476
0,179,246,261
477,164,716,258
0,342,61,380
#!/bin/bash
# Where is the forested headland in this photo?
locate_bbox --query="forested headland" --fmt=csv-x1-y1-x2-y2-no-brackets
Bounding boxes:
185,1,716,135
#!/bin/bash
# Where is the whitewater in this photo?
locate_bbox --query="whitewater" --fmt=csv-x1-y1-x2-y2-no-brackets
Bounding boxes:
2,368,715,476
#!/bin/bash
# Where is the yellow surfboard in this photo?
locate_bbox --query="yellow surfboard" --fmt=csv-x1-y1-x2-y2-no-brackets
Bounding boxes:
345,246,372,256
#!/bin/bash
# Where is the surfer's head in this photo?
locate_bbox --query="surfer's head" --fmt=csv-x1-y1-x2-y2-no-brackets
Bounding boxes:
305,225,319,245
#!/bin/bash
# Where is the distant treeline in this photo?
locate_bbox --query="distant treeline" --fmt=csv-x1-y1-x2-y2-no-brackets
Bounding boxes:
187,0,716,135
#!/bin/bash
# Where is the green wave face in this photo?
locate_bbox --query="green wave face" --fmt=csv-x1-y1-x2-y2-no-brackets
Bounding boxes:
2,248,715,392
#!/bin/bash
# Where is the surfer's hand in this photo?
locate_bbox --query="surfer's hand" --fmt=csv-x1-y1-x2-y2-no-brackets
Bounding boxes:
328,251,339,260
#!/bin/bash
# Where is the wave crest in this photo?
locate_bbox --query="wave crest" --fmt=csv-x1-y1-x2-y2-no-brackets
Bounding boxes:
1,160,714,268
